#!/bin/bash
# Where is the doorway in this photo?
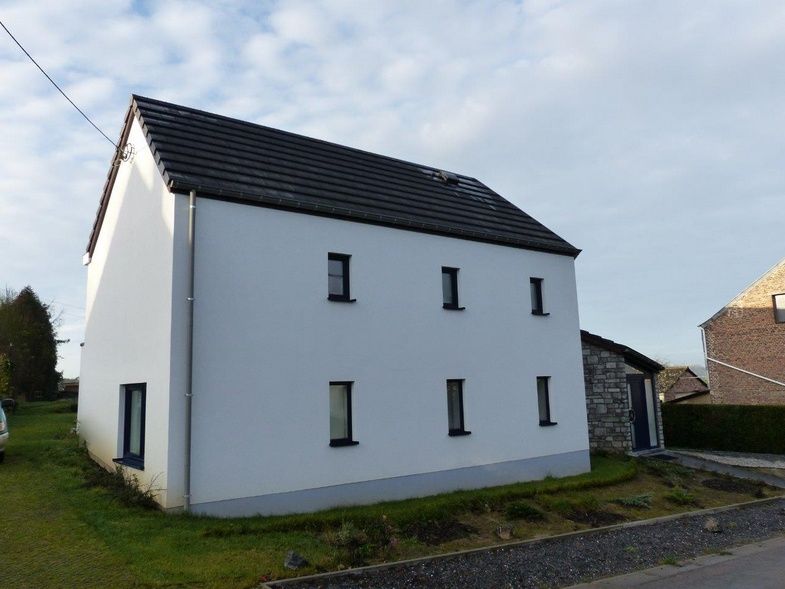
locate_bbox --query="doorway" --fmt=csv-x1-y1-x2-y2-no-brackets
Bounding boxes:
627,374,657,450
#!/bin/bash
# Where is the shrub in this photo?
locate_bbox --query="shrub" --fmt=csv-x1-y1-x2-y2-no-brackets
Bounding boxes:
614,493,652,509
662,404,785,454
504,500,546,521
82,463,160,510
665,488,698,506
642,458,692,488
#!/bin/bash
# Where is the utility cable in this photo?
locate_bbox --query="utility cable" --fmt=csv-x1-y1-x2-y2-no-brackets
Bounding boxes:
0,18,118,148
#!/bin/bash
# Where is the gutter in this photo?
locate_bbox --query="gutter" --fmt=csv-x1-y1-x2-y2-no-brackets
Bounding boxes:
184,189,196,511
701,326,785,389
705,356,785,388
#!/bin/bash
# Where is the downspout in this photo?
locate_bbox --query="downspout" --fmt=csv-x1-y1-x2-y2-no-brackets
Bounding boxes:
184,189,196,512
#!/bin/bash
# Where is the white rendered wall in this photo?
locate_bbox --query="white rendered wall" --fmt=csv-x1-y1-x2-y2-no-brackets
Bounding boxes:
78,118,181,507
189,199,589,509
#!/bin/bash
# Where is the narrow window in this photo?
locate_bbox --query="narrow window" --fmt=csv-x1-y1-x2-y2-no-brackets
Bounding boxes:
530,277,547,315
446,379,470,436
120,383,146,469
537,377,556,426
774,294,785,324
329,381,358,446
442,267,463,310
328,253,354,302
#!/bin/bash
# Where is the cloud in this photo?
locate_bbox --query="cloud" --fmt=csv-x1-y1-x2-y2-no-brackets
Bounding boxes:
1,0,784,376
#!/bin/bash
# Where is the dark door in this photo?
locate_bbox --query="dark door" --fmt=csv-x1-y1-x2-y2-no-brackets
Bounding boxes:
627,375,651,450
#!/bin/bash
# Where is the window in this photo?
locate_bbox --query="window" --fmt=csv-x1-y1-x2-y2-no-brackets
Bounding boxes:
442,267,464,310
530,277,547,315
119,383,146,469
774,294,785,324
329,381,358,446
537,377,556,426
446,379,470,436
328,253,354,302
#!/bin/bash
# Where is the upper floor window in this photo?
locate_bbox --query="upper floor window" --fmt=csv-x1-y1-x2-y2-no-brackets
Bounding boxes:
537,376,556,426
329,381,358,447
328,253,354,302
774,293,785,324
530,277,548,315
446,379,470,436
442,267,464,310
118,383,146,469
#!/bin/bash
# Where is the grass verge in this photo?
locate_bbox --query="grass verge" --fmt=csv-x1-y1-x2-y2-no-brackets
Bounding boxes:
1,401,776,588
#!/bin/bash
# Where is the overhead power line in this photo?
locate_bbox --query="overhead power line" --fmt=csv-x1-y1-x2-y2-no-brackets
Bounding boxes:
0,18,118,148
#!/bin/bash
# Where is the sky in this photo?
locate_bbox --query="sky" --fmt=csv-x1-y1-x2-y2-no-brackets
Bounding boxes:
1,0,784,378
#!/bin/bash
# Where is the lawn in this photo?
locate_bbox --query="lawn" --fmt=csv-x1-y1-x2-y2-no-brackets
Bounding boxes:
2,401,776,588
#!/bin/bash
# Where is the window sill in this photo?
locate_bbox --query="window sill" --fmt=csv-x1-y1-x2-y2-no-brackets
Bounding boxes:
531,311,550,316
443,304,466,311
112,456,144,470
448,429,472,437
329,439,359,447
539,421,558,427
328,295,356,303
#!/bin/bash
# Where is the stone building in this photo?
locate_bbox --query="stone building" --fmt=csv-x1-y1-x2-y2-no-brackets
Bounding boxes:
581,330,664,453
700,257,785,405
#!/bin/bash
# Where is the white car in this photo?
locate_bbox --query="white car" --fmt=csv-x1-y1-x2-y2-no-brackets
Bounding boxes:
0,406,8,463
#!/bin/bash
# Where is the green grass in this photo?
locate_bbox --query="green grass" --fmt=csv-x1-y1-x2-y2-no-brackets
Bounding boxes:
1,401,772,588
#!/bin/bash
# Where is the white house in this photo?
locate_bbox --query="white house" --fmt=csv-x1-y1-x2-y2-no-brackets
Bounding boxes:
79,95,590,517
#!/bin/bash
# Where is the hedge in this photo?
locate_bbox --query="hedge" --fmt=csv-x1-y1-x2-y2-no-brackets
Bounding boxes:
662,403,785,454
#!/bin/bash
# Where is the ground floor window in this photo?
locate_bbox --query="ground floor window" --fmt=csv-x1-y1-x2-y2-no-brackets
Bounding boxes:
447,379,470,436
537,376,556,426
120,383,146,469
329,381,358,447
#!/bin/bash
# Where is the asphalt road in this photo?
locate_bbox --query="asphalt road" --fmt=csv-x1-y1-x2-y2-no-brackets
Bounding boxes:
572,534,785,588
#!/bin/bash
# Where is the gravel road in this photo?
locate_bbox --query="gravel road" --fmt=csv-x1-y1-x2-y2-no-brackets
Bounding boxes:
269,498,785,589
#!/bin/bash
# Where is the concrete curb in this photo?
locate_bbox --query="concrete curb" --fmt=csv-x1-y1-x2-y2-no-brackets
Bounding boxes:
565,534,785,588
262,494,785,588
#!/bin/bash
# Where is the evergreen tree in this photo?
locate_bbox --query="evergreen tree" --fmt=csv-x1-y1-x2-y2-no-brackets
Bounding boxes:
0,286,62,401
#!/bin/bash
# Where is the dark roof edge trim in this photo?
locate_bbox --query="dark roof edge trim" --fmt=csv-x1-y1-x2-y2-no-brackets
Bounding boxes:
580,329,664,372
166,181,581,257
86,99,137,257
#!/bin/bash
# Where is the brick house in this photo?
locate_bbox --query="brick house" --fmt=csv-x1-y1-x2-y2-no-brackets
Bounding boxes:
700,257,785,405
656,367,710,404
581,330,664,453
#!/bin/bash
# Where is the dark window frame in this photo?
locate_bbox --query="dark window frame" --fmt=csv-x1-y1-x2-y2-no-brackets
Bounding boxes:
537,376,557,426
447,379,471,436
328,253,356,303
114,383,146,470
442,266,465,310
329,381,359,447
530,277,549,316
773,293,785,324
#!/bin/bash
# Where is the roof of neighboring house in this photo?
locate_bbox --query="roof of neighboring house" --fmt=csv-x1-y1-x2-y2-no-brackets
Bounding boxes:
87,95,580,258
580,330,664,373
665,390,711,403
58,377,79,391
700,257,785,327
656,366,709,399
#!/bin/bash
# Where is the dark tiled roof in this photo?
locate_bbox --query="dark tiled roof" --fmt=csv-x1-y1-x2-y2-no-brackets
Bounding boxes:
87,95,579,257
580,330,664,373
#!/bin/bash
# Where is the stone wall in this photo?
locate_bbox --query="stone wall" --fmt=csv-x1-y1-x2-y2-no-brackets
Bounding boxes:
582,341,632,452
